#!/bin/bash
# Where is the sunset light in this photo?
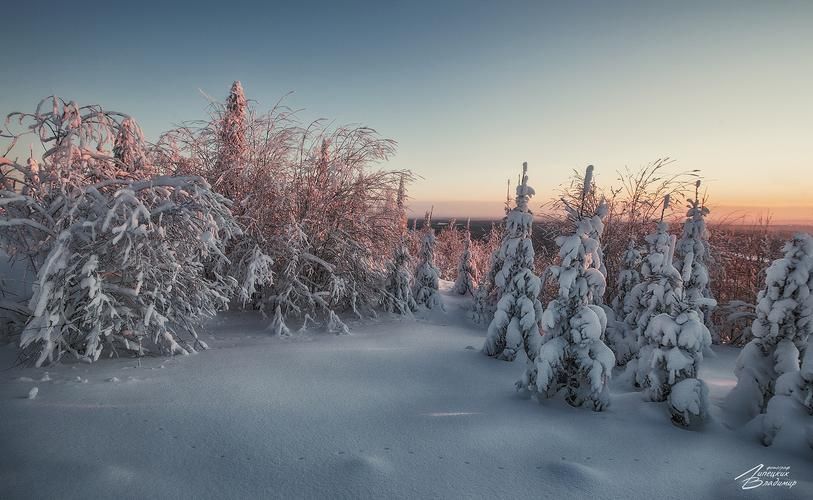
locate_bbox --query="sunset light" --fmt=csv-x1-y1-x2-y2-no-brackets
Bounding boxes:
2,2,812,499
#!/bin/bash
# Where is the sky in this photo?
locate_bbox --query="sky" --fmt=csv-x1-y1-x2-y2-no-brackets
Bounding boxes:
2,0,812,223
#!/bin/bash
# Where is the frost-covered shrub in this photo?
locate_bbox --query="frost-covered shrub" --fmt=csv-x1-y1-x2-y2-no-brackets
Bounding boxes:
24,178,241,366
518,165,614,411
453,220,478,296
414,212,443,310
483,162,541,361
0,98,243,366
470,224,505,324
261,222,361,335
383,239,418,315
156,83,406,331
231,242,274,308
726,233,813,445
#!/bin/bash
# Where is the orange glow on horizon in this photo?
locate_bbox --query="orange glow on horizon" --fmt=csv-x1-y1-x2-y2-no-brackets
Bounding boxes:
408,199,813,226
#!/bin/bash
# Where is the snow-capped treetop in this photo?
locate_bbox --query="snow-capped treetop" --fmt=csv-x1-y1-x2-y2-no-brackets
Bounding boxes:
514,162,536,212
504,178,513,216
495,163,535,291
659,193,671,221
550,218,607,303
223,81,248,149
582,164,594,200
675,180,716,319
641,221,680,286
214,81,249,197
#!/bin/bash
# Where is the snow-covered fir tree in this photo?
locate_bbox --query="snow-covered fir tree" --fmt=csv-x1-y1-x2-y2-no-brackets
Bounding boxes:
726,233,813,446
453,219,477,295
414,211,443,309
470,223,505,324
606,239,643,365
585,200,609,305
382,175,418,314
644,295,712,426
612,240,643,317
760,337,813,449
482,162,542,361
518,165,614,410
623,196,683,387
556,165,608,304
470,183,513,325
675,180,717,340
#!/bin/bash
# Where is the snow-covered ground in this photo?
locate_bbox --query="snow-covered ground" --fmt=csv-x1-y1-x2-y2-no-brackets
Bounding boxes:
1,284,810,499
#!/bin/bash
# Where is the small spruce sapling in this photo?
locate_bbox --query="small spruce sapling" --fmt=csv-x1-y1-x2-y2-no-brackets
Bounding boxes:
382,174,418,314
453,219,478,296
414,211,443,310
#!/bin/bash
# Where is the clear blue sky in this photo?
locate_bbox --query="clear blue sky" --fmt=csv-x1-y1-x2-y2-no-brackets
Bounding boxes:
2,0,812,221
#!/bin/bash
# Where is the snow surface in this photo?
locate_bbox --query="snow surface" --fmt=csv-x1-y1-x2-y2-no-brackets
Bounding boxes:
0,282,811,499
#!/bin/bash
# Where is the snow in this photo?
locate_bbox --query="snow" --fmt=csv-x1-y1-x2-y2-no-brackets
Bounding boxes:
669,378,709,425
1,285,811,499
